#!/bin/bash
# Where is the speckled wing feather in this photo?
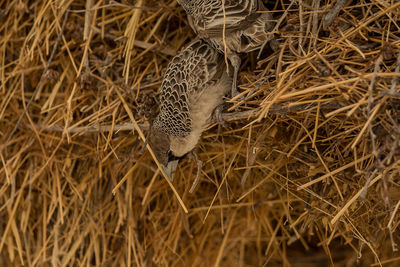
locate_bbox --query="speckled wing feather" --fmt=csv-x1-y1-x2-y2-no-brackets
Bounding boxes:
153,39,224,138
178,0,272,53
187,0,257,31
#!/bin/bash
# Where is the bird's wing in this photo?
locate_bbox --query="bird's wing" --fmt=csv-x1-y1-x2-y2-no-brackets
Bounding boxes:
156,39,224,138
193,0,263,35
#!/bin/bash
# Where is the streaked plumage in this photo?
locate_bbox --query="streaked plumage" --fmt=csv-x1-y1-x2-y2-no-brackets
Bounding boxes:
177,0,274,95
149,39,232,178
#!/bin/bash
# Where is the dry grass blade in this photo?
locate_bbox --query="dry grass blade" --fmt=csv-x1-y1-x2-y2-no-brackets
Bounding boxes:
1,0,400,266
115,88,188,213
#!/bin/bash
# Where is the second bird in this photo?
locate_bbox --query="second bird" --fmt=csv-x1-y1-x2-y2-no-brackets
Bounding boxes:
149,39,233,181
177,0,274,96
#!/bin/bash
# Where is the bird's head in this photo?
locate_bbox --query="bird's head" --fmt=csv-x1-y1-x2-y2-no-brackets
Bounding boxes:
149,125,183,180
149,125,170,166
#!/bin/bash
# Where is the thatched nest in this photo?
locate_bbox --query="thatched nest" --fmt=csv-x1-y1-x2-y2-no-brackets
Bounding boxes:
1,0,400,266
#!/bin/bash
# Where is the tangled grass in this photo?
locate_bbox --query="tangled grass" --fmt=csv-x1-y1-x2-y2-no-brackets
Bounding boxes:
0,0,400,266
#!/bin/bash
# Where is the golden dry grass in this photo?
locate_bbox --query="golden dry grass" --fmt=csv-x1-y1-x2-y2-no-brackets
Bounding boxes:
1,0,400,266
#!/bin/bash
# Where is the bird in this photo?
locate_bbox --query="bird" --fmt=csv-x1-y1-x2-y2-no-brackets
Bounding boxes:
176,0,274,96
149,38,233,191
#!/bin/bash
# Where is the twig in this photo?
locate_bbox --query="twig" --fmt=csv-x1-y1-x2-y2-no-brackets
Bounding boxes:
352,56,383,150
390,51,400,94
388,199,400,252
36,103,336,134
368,55,382,115
359,169,377,200
368,55,382,157
188,150,203,193
312,0,320,48
35,109,261,133
323,0,347,30
83,0,94,72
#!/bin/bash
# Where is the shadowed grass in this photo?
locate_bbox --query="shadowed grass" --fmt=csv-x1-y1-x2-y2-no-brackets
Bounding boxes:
0,0,399,266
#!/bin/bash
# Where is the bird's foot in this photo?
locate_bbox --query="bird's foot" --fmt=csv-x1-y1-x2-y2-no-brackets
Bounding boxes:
213,105,228,128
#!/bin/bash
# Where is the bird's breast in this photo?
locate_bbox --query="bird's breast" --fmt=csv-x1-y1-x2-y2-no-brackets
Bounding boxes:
169,71,232,157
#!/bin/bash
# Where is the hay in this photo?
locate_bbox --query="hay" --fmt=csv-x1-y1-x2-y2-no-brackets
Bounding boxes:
1,0,400,266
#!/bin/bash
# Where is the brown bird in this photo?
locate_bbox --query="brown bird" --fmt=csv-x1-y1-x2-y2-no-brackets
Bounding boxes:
149,39,232,190
177,0,274,96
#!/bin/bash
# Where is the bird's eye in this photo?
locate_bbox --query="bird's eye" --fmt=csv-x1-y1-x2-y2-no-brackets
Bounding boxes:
167,150,176,162
167,150,186,162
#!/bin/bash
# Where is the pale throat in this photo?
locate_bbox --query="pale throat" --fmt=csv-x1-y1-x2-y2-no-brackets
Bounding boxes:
169,130,202,157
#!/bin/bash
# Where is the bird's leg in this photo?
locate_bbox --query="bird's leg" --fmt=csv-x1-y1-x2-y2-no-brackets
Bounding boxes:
189,150,203,193
257,39,269,60
229,54,241,98
212,105,227,128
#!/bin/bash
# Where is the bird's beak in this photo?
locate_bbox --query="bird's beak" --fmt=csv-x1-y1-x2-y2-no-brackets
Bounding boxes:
162,159,179,181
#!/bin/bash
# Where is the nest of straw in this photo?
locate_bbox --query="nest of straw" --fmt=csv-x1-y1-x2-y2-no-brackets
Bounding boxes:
1,0,400,266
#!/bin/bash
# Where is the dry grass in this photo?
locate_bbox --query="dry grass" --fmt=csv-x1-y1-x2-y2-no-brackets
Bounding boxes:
1,0,400,266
